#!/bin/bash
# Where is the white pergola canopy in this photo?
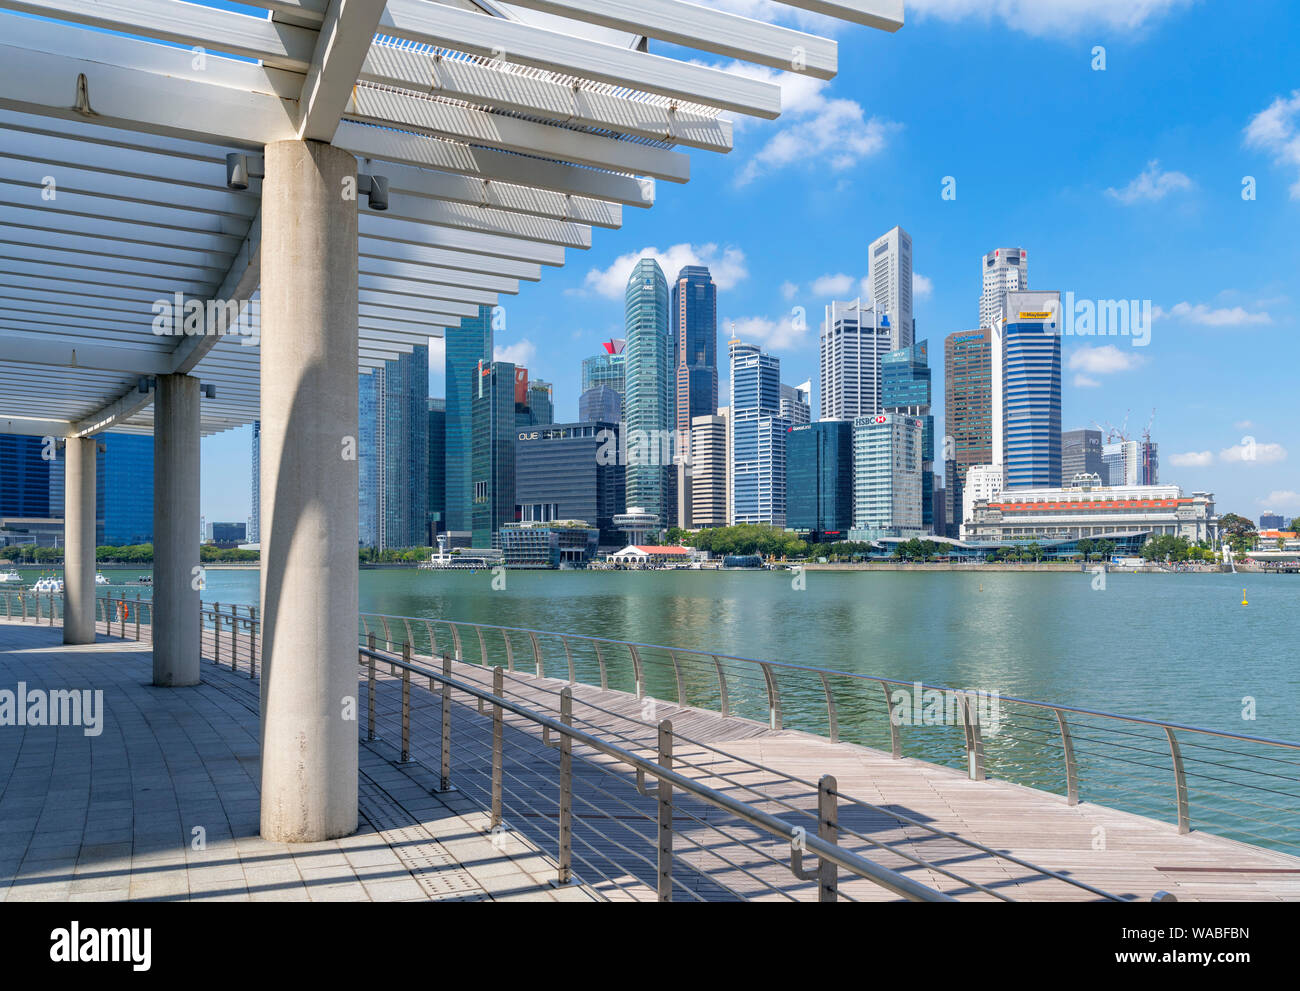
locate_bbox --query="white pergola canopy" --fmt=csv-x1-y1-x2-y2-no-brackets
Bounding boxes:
0,0,903,439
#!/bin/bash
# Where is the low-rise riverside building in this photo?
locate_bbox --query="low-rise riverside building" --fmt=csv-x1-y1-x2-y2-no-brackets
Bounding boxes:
966,474,1217,544
500,521,600,569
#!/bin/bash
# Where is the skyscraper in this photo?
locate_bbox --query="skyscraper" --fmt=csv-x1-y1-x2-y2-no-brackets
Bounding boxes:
994,291,1062,490
853,413,923,532
882,340,934,530
729,339,786,525
359,343,429,549
786,420,853,539
471,359,517,547
515,421,624,546
427,398,445,542
526,379,554,426
868,226,914,349
445,304,494,534
0,435,50,518
100,433,154,545
944,328,993,502
820,299,893,421
686,414,728,529
581,340,626,398
578,385,621,424
671,265,718,433
623,258,671,521
780,381,811,426
1103,439,1159,487
1062,428,1106,486
980,248,1029,329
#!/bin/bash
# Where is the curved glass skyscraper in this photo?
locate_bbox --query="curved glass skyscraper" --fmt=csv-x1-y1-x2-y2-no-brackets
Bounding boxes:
623,258,670,521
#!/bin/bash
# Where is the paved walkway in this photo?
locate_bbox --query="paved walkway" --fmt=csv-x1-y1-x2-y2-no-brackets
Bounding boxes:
0,622,594,902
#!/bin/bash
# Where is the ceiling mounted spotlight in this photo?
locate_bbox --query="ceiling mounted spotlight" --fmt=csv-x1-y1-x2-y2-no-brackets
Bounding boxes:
200,384,216,399
225,153,249,191
357,173,389,211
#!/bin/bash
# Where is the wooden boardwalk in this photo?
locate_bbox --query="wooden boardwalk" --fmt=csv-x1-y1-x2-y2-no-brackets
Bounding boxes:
12,609,1300,901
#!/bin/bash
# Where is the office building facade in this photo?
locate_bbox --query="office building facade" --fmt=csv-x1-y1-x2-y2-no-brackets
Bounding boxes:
581,339,627,397
671,265,718,433
1103,439,1159,487
471,360,518,547
786,420,853,540
780,381,811,426
100,433,154,545
623,258,672,522
578,385,621,424
249,420,260,544
516,420,624,546
445,304,494,533
944,328,992,536
994,290,1062,490
883,339,935,531
820,298,893,421
729,339,786,525
358,343,429,549
427,398,445,542
1062,428,1106,486
685,413,728,529
868,226,914,349
980,247,1028,329
852,413,923,533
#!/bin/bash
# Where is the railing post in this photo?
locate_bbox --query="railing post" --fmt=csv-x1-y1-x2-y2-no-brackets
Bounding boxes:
403,618,414,652
503,631,515,673
819,672,839,744
1165,727,1190,834
366,632,377,742
628,644,644,699
562,636,575,684
35,591,40,624
1054,709,1079,806
594,641,608,691
229,604,238,671
449,622,462,661
249,606,258,679
656,719,673,902
558,686,573,885
135,591,141,641
669,651,685,705
491,666,504,827
960,691,986,781
51,591,56,627
424,620,435,658
400,642,411,763
22,592,28,623
212,601,220,661
438,649,453,792
881,681,902,758
818,774,839,902
711,655,729,718
475,626,486,666
380,616,392,650
759,662,782,730
530,631,543,678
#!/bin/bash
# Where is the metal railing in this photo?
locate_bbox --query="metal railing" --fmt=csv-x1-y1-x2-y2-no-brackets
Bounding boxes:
355,635,953,902
354,610,1300,857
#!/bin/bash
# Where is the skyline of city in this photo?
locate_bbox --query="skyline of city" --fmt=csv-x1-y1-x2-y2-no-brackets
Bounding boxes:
195,2,1299,524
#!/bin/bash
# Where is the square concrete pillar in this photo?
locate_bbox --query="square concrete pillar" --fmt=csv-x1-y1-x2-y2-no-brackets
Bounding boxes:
258,139,360,842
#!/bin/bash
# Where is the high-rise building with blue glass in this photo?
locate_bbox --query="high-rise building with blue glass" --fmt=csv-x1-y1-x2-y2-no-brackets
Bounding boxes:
785,420,853,540
446,305,494,532
578,385,621,424
1,435,51,519
623,259,671,521
427,398,445,542
358,343,429,549
100,433,154,545
471,359,518,547
249,420,260,543
993,290,1062,490
729,339,786,525
581,340,626,398
883,339,935,530
671,265,717,434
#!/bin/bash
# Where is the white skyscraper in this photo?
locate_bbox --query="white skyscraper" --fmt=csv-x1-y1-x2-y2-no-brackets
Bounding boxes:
980,248,1029,329
852,413,923,532
780,381,811,425
868,226,913,350
819,299,894,421
961,464,1002,538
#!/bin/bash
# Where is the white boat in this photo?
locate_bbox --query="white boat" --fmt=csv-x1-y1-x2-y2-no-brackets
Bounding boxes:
95,573,110,585
0,569,20,583
32,577,64,593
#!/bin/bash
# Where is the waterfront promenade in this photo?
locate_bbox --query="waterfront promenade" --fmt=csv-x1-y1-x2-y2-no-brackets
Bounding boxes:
4,611,1299,902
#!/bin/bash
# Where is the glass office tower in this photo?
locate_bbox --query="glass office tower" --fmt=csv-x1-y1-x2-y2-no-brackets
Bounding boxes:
427,398,446,542
471,360,518,548
729,339,786,525
785,420,853,539
623,258,671,520
994,291,1062,490
671,265,718,434
446,305,494,532
883,340,935,530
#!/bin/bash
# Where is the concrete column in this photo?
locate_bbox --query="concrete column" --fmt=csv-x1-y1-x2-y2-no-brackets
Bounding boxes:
153,373,201,686
259,139,359,842
62,436,97,645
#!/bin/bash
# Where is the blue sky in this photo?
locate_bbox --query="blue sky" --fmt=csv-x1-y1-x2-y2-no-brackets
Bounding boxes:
201,0,1300,525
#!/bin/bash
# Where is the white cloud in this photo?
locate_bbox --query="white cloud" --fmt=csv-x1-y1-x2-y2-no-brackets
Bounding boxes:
1168,451,1214,468
719,63,900,186
724,313,810,351
1068,344,1142,375
1105,160,1194,204
780,281,799,301
913,273,933,299
1234,420,1254,430
907,0,1195,36
810,273,856,297
581,244,748,299
1153,302,1273,327
1220,441,1287,465
427,338,445,381
1072,374,1101,388
1244,90,1300,199
1259,491,1300,511
494,339,537,367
